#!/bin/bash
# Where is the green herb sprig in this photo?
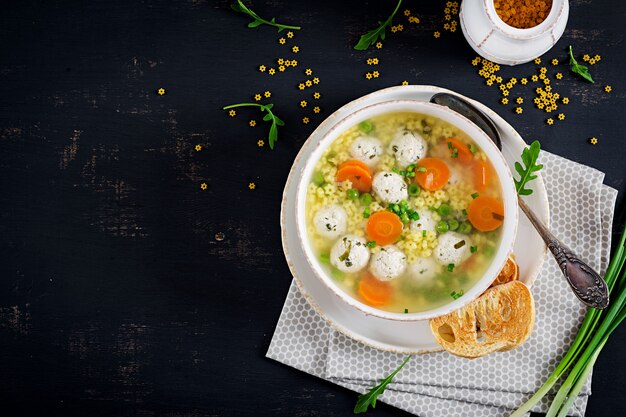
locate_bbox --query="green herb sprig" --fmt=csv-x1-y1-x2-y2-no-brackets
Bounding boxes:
514,140,543,196
354,355,411,414
222,102,285,149
568,45,594,83
354,0,403,50
230,0,301,32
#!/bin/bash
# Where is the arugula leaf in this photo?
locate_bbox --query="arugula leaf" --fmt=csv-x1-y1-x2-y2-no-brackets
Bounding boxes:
222,102,285,150
354,0,403,50
230,0,300,32
514,140,543,196
354,356,411,414
568,46,594,83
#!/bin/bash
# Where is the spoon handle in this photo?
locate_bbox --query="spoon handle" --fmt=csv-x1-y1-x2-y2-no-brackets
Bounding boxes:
517,196,609,309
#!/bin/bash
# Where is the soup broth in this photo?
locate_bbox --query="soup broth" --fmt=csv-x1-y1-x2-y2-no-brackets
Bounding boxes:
305,112,505,313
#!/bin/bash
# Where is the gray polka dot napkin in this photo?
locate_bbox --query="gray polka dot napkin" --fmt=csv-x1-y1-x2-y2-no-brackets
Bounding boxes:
267,151,618,417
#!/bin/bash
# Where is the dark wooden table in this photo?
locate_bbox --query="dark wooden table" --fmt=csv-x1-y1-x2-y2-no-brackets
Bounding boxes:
1,1,624,416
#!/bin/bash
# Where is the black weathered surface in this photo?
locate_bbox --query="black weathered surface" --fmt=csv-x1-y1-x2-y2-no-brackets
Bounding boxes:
0,1,624,416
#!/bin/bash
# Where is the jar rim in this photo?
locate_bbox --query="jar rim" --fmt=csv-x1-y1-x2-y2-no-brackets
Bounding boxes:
485,0,566,39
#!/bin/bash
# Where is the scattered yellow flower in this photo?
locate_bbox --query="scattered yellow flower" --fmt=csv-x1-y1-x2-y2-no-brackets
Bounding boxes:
278,65,285,72
486,79,493,86
501,98,509,105
515,107,523,114
551,58,559,65
589,58,596,65
539,67,547,74
450,26,457,32
300,100,307,108
409,16,420,23
313,106,320,114
496,76,503,83
506,82,513,89
397,24,404,31
257,139,264,147
312,77,320,84
546,118,554,125
404,9,411,16
264,91,271,98
305,68,313,75
195,144,202,152
292,46,299,53
534,58,541,64
531,75,539,82
157,88,166,95
444,14,452,21
593,54,601,61
555,72,563,80
402,80,409,86
375,42,383,49
562,97,570,104
372,71,379,78
372,58,379,65
589,137,598,145
444,23,450,30
302,117,309,124
313,92,321,99
268,68,276,75
290,59,298,66
391,26,398,33
249,120,257,127
604,85,612,93
248,182,256,190
200,183,207,190
434,31,441,38
582,54,590,62
516,97,524,104
305,79,312,87
287,31,294,38
259,65,266,72
228,109,236,117
366,58,373,65
557,113,565,120
278,38,286,45
365,72,373,80
520,78,528,85
277,58,284,65
502,90,509,97
254,94,262,101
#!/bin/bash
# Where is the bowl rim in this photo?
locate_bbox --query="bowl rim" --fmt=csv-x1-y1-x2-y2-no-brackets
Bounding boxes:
483,0,567,40
294,99,519,322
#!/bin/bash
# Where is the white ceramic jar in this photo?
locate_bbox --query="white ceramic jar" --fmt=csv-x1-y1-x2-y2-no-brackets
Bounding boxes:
460,0,569,66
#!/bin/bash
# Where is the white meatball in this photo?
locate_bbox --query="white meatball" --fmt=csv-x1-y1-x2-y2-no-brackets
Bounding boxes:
369,245,407,281
409,257,440,283
409,209,437,235
313,205,347,239
349,135,383,167
371,172,408,204
434,232,471,266
389,129,428,168
330,235,370,273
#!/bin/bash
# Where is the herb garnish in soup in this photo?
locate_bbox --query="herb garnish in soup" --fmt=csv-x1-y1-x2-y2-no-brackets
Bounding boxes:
306,112,505,313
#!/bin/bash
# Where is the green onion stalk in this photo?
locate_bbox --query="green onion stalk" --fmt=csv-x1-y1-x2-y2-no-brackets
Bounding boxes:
510,224,626,417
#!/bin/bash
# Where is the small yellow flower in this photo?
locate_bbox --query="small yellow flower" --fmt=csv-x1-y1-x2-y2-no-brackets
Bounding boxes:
292,46,299,53
401,80,409,86
545,85,552,92
372,58,379,65
365,72,373,80
553,93,560,100
502,90,509,97
444,23,450,30
200,182,207,190
257,139,264,147
555,72,563,80
300,100,307,108
496,76,503,83
434,31,441,38
450,25,457,32
195,144,202,152
539,73,546,80
302,117,309,124
531,75,539,82
551,58,559,65
589,58,596,65
157,88,166,95
286,31,294,39
228,109,236,117
582,54,590,62
546,118,554,125
501,98,509,105
305,68,313,76
589,137,598,145
534,58,541,64
254,94,262,101
562,97,569,104
539,67,547,74
506,82,513,89
515,107,523,114
451,7,458,14
520,78,528,85
557,113,565,120
499,84,507,91
264,90,271,98
486,79,493,86
537,103,545,110
390,26,398,33
298,83,305,90
594,54,601,61
259,65,266,72
248,182,256,190
510,77,517,84
278,38,286,45
516,97,523,104
278,65,286,72
268,68,276,75
471,57,480,66
312,77,320,84
493,64,500,71
313,106,321,114
409,17,420,24
372,71,379,78
604,85,612,93
291,59,298,66
444,7,450,14
404,9,411,16
313,92,321,99
305,79,312,87
366,58,373,65
444,14,452,21
277,58,284,65
375,42,383,49
284,60,291,67
249,120,257,127
543,78,550,85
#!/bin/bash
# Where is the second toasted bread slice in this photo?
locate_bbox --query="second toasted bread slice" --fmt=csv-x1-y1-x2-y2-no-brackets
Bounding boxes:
429,281,534,358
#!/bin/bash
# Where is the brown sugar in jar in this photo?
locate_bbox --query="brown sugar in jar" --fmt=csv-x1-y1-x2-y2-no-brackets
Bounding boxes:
494,0,553,29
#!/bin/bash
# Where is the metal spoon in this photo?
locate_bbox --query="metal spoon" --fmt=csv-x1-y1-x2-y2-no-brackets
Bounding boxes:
430,92,609,309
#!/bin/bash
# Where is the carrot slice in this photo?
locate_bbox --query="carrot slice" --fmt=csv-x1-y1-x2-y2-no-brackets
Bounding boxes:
366,211,403,246
415,158,450,191
338,159,371,174
358,273,392,307
472,159,491,193
467,195,505,231
446,139,473,163
336,165,372,192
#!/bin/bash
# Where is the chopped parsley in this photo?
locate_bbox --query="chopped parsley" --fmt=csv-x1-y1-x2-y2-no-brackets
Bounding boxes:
447,263,455,272
450,290,464,300
365,240,376,248
404,308,409,314
470,245,478,253
471,192,479,199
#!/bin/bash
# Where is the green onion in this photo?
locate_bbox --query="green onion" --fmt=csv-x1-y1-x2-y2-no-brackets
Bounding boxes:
404,308,408,314
447,263,455,272
450,289,463,299
436,220,449,234
312,171,325,186
366,240,376,248
360,192,373,206
448,219,459,231
458,222,472,234
417,167,426,172
438,204,451,217
471,192,479,199
462,208,468,217
511,223,626,417
389,203,399,213
409,211,420,221
400,212,410,223
359,120,373,133
422,230,427,237
470,245,478,253
347,189,359,200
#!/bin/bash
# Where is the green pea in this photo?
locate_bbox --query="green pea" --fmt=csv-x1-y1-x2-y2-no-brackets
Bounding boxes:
438,204,451,217
400,213,410,223
359,192,373,206
312,171,325,186
458,222,472,234
408,183,420,196
347,189,359,200
448,219,459,231
436,220,449,234
359,120,373,133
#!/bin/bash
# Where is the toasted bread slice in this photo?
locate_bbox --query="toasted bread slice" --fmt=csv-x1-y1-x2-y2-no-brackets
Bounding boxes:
489,255,519,288
429,281,534,358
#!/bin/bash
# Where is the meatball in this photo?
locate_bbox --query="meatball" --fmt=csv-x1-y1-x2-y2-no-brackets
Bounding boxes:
313,204,348,239
349,135,383,167
409,257,439,283
388,129,428,168
369,245,407,281
330,235,370,273
434,232,472,266
409,209,437,235
371,172,408,204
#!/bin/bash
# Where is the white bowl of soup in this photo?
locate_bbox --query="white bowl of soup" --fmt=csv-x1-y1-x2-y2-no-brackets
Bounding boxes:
295,100,518,321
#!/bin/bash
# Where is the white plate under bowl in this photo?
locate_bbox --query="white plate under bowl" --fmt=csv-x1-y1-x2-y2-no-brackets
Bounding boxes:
280,85,549,354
